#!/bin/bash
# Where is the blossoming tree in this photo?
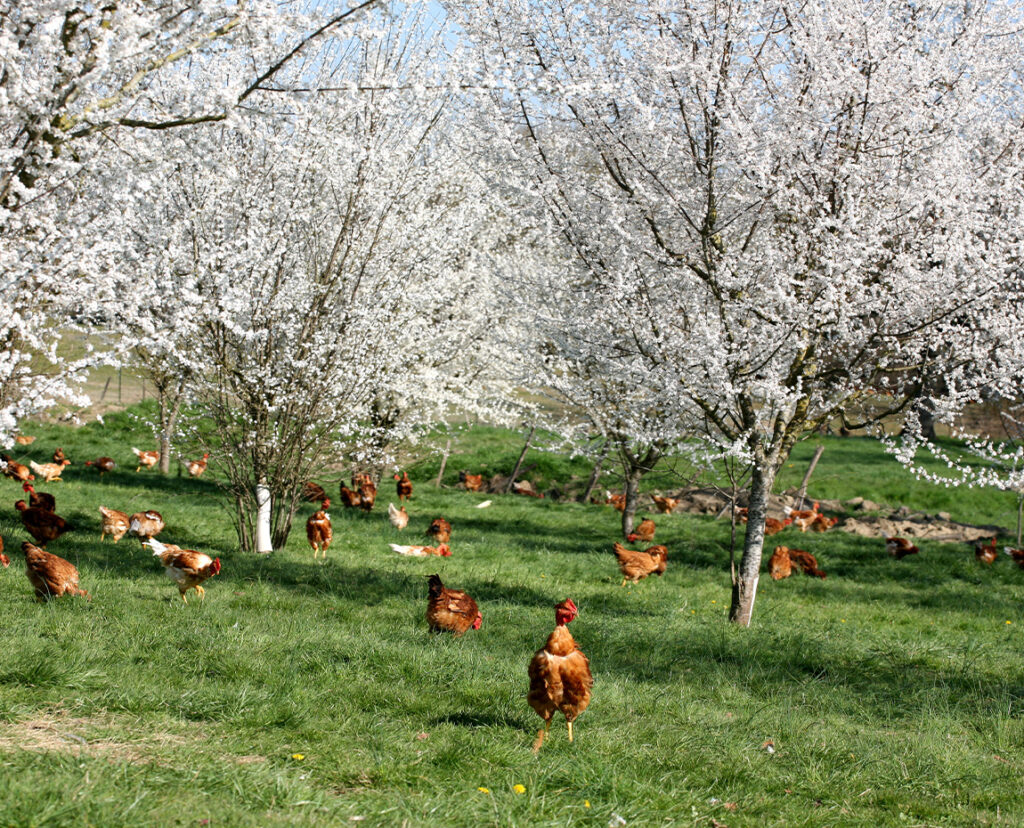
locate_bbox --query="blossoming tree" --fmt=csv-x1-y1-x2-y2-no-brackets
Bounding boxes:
102,12,509,552
457,0,1024,623
0,0,383,444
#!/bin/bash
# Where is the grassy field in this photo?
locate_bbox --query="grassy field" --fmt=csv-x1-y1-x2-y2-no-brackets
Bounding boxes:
1,412,1022,827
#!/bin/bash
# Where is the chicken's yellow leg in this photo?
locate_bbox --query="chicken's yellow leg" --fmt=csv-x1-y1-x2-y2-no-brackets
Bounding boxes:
620,577,628,587
196,585,205,602
567,720,574,743
180,590,188,604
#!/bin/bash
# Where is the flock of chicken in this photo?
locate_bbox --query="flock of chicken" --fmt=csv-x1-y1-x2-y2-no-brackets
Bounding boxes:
4,437,1023,750
0,446,220,604
299,468,590,748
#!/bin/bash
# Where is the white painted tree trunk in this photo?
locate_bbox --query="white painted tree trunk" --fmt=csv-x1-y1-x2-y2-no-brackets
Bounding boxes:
256,482,273,554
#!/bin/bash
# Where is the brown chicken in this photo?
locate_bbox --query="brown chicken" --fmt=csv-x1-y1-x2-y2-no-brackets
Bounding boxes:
769,546,826,580
1,454,34,482
388,502,409,530
358,480,377,512
975,537,997,565
459,470,484,492
427,517,452,545
131,447,160,472
306,499,332,558
604,491,627,512
528,598,592,751
22,482,55,512
764,517,792,536
302,481,327,503
129,510,165,542
147,538,221,603
734,506,749,524
338,483,364,509
352,472,374,489
0,535,7,567
768,546,793,580
886,536,919,559
395,471,413,501
185,453,210,477
651,495,678,514
1003,547,1024,569
13,435,35,446
612,542,668,586
21,541,89,601
29,460,71,482
809,514,839,532
626,518,656,543
85,456,116,475
99,506,131,543
53,447,67,464
15,501,71,546
785,502,821,532
425,574,482,637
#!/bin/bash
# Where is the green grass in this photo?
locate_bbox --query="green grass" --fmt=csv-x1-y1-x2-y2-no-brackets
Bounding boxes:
1,417,1022,826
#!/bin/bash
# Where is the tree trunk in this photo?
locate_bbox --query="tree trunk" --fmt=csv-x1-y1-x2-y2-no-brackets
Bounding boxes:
1017,492,1023,547
729,463,776,626
579,441,609,503
435,438,451,488
505,424,536,493
271,492,299,550
621,465,643,538
795,445,825,508
256,482,273,554
157,389,183,474
235,494,254,554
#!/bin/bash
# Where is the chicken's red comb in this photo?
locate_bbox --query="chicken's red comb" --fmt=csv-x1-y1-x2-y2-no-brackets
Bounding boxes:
556,598,578,616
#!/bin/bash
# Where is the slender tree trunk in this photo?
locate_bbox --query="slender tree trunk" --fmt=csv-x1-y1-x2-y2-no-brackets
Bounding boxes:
256,482,273,554
729,463,776,626
579,441,610,503
621,465,643,538
1017,492,1023,547
271,492,300,550
435,438,451,488
795,445,825,508
505,424,536,493
234,494,255,554
158,389,184,474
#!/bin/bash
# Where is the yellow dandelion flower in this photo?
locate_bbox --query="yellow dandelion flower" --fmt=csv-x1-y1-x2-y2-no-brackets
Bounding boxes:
291,753,305,761
478,787,490,794
584,800,591,808
1007,620,1012,625
513,784,526,794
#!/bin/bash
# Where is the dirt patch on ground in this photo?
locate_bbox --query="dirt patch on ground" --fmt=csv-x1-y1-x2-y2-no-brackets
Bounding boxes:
642,488,1005,544
837,515,1001,543
0,711,191,761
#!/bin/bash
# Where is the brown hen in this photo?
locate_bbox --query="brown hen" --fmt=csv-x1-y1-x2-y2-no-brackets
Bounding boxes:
21,541,89,601
528,599,592,751
426,574,482,637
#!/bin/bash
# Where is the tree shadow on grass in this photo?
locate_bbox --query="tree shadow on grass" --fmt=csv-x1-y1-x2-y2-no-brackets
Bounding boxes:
594,618,1024,718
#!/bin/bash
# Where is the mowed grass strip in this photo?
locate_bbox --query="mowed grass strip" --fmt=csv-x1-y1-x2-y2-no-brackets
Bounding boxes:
0,415,1021,826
